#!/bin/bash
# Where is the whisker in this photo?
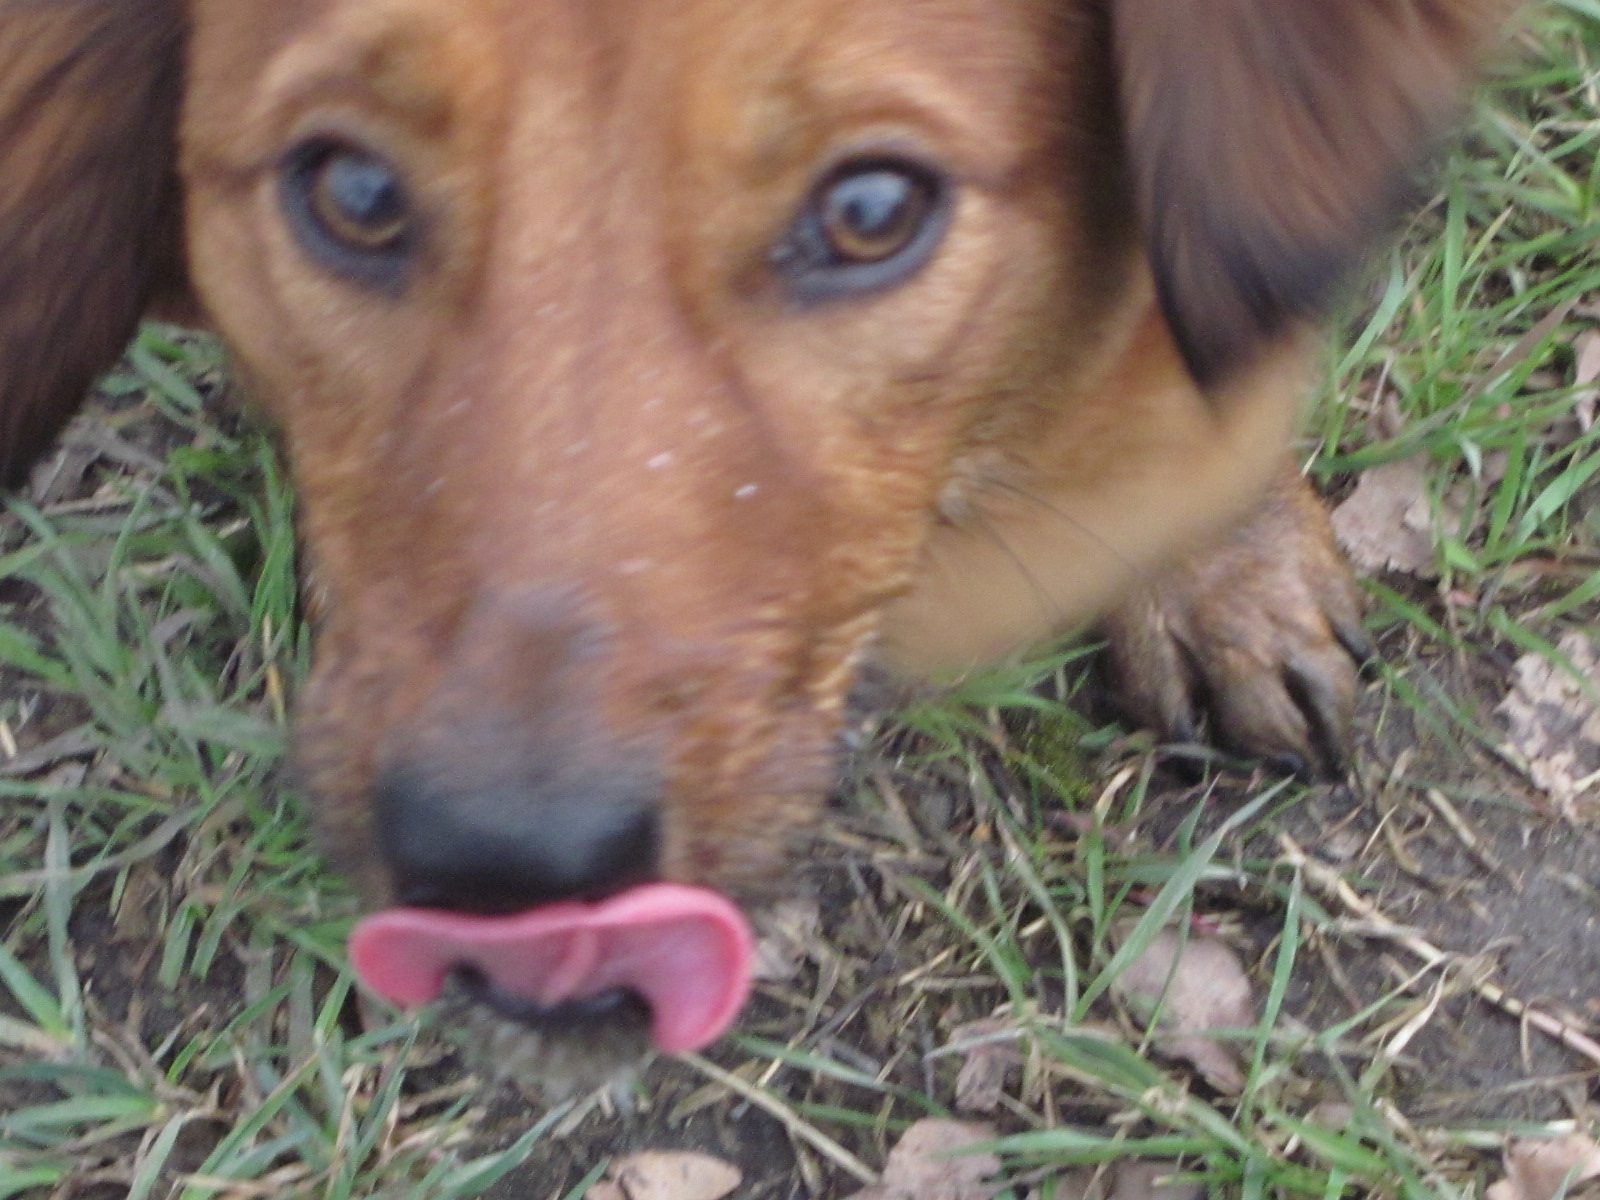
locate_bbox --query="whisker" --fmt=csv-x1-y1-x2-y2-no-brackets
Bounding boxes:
981,476,1167,596
961,503,1070,626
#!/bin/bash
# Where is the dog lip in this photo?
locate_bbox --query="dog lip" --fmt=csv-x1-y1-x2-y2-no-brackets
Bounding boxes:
348,883,755,1054
451,966,651,1032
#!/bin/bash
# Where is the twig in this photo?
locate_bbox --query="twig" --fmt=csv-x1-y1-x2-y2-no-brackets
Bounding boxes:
680,1052,879,1185
1278,834,1600,1070
1423,788,1508,879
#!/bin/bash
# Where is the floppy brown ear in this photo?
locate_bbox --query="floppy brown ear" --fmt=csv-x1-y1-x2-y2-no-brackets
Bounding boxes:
0,0,186,485
1113,0,1523,388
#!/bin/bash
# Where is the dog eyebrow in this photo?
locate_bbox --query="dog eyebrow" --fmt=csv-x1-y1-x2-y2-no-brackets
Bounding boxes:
224,15,495,164
805,68,1059,193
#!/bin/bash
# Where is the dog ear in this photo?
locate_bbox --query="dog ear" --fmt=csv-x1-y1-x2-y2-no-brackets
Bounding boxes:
1113,0,1522,387
0,1,187,485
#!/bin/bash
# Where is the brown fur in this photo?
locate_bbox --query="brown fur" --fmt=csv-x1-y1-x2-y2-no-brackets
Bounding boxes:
0,0,1521,912
0,0,183,483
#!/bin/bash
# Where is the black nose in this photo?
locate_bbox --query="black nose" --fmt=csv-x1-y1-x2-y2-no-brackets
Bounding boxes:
368,587,664,912
375,754,661,913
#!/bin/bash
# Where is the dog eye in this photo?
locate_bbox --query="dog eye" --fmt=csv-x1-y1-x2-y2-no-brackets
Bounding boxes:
281,139,414,289
773,159,948,301
819,168,934,264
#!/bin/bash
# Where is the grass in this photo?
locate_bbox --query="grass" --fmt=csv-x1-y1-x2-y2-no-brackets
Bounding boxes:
2,5,1599,1197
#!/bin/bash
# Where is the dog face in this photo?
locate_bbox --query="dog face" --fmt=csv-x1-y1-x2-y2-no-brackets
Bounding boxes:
178,0,1144,912
0,0,1521,1066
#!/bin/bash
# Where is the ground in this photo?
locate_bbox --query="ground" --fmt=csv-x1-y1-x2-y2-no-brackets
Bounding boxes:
1,8,1599,1199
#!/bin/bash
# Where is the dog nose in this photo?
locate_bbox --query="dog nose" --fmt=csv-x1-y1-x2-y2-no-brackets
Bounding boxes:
374,758,661,912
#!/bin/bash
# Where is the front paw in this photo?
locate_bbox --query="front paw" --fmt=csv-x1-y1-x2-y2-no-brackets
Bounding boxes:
1099,476,1371,778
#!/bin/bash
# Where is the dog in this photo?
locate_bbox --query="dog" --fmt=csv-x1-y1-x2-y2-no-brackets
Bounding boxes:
0,0,1524,1075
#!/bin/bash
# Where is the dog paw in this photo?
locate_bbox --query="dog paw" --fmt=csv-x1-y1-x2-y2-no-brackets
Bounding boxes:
1099,475,1371,778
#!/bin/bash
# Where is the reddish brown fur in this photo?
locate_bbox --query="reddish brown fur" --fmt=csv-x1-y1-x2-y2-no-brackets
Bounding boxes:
0,0,1523,913
0,0,183,482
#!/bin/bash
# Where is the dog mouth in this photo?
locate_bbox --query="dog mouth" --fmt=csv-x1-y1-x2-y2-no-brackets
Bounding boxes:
347,884,755,1055
451,967,653,1032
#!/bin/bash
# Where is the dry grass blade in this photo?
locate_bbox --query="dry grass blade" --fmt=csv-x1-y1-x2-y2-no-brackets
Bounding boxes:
1279,834,1600,1070
677,1053,880,1185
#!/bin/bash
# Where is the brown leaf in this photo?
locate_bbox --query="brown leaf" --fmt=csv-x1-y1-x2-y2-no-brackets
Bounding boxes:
1105,1162,1205,1200
1487,1133,1600,1200
1330,459,1440,577
750,897,821,983
608,1151,742,1200
1497,633,1600,817
1573,329,1600,432
945,1018,1022,1113
841,1119,1002,1200
1045,1161,1202,1200
1306,1101,1355,1133
1111,925,1255,1093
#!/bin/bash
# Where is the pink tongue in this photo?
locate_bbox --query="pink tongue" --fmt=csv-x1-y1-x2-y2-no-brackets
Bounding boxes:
349,884,754,1055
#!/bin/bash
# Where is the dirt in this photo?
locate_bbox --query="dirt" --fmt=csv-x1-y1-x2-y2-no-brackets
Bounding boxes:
1276,632,1600,1125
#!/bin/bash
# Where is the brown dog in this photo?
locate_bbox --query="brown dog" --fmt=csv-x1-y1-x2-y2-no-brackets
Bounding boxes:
1,0,1521,1070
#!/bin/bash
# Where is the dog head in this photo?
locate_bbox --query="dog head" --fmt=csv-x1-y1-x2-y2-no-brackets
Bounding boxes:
0,0,1521,1072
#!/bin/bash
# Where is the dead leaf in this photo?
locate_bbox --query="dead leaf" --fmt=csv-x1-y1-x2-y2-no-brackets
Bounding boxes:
1481,449,1511,488
1306,1101,1355,1133
1106,1161,1203,1200
945,1018,1022,1113
751,897,821,983
606,1151,742,1200
841,1119,1002,1200
1047,1161,1201,1200
112,862,166,943
1331,459,1443,577
1487,1133,1600,1200
1111,925,1256,1093
1497,632,1600,817
1573,329,1600,432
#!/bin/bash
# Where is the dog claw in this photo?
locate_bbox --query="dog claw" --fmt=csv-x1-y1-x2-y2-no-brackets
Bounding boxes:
1265,752,1313,781
1334,621,1379,678
1100,473,1366,779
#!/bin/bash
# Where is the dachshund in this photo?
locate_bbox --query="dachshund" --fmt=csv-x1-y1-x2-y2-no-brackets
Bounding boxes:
0,0,1524,1077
